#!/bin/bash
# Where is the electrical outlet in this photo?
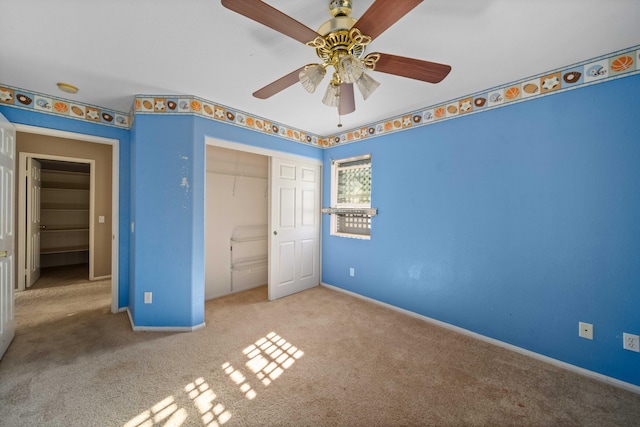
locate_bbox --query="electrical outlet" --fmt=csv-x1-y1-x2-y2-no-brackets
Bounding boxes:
349,268,355,277
144,292,152,304
623,333,639,352
579,322,593,340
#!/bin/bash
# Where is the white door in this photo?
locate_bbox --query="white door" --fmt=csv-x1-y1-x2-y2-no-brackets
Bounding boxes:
269,157,320,300
0,113,16,359
26,158,41,287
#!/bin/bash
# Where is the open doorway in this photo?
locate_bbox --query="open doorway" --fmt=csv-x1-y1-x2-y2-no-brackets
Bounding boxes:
23,157,92,290
14,127,119,312
205,145,268,300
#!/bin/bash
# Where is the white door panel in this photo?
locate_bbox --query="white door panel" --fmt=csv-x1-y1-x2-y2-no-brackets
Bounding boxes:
0,113,16,359
300,238,315,279
301,167,316,182
26,158,41,287
277,241,295,285
279,163,296,180
269,158,320,300
301,189,316,226
279,187,295,229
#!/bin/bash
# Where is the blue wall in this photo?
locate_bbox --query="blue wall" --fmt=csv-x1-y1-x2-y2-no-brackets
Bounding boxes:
322,74,640,386
0,107,131,308
5,74,638,386
128,114,322,328
129,114,202,327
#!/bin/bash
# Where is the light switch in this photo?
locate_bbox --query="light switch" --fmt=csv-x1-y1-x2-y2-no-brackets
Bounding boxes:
99,216,105,223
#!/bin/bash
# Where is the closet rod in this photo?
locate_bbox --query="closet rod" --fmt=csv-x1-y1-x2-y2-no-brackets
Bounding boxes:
209,169,267,179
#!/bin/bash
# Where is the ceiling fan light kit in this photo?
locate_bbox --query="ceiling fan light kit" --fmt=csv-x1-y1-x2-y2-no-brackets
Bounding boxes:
322,83,341,107
222,0,451,122
299,64,327,93
337,55,365,84
355,72,380,100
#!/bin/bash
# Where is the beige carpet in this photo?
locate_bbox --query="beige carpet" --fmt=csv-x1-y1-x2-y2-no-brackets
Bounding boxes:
28,263,90,289
1,276,639,426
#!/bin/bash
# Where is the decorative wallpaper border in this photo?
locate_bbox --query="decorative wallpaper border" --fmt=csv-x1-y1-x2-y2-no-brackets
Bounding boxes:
0,85,130,129
132,95,318,146
1,44,638,147
325,45,640,146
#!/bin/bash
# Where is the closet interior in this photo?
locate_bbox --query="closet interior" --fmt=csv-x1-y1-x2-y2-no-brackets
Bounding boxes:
39,159,91,269
205,145,269,300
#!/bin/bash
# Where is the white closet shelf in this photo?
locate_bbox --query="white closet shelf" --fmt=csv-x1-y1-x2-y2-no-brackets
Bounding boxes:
231,236,268,243
41,204,90,211
41,185,90,191
209,169,267,179
41,245,89,255
231,256,268,273
41,227,89,233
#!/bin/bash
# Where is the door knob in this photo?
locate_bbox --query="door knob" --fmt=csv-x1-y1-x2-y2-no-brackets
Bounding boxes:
273,231,278,236
39,225,46,230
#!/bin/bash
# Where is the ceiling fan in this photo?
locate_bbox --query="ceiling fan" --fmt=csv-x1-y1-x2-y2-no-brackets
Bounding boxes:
221,0,451,121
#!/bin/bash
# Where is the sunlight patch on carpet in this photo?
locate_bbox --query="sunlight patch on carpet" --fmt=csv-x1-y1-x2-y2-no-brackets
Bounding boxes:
221,331,304,402
123,395,188,427
222,362,257,400
243,332,303,386
185,378,232,426
122,378,231,427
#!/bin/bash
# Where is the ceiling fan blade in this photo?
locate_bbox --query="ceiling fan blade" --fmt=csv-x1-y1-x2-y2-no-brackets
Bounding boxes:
353,0,423,41
221,0,320,44
338,83,355,115
253,66,305,99
373,53,451,83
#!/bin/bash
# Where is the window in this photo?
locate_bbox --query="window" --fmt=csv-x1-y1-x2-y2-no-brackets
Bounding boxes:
330,155,372,239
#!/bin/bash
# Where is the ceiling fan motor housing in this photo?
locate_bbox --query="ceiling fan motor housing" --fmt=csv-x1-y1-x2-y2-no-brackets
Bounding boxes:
313,2,371,73
312,30,367,64
329,0,353,17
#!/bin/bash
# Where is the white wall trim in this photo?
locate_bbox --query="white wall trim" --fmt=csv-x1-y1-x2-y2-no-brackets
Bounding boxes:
126,308,206,332
205,137,322,166
14,124,118,145
321,282,640,395
14,124,120,313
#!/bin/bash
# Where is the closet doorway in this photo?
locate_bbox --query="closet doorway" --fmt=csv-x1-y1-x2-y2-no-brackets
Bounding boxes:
19,155,93,289
14,127,119,312
204,138,322,302
205,145,269,300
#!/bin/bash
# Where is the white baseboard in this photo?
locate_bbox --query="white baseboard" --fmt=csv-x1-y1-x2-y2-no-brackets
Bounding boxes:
321,282,640,395
126,308,206,332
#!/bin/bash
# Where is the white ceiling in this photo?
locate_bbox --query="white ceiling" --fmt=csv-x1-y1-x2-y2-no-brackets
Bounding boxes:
2,0,639,136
